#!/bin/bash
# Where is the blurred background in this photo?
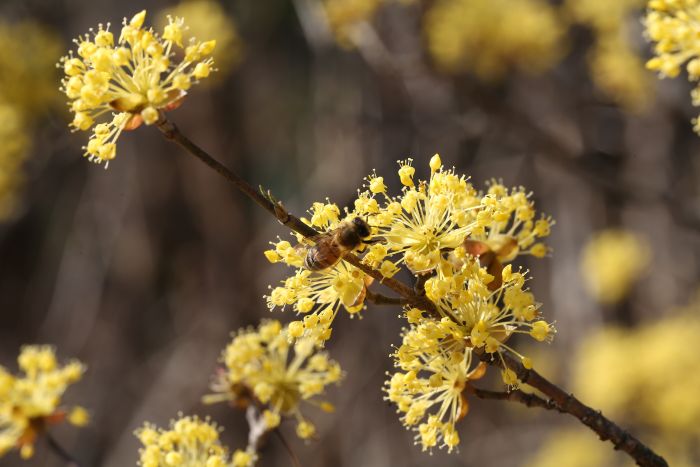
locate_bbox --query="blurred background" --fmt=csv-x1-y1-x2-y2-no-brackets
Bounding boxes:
1,0,699,465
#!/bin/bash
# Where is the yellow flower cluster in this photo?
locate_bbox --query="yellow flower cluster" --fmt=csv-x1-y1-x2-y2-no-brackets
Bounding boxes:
158,0,242,77
384,259,554,451
530,297,700,467
265,157,552,345
264,156,554,451
580,229,651,305
385,331,486,452
424,0,564,80
645,0,700,132
356,156,553,273
59,10,216,166
136,415,252,467
0,346,87,459
0,22,61,220
204,320,342,440
565,0,651,111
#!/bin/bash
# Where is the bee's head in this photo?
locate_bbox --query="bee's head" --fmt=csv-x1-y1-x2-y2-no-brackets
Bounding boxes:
352,217,371,238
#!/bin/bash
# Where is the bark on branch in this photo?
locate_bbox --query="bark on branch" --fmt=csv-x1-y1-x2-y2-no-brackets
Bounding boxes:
477,352,668,467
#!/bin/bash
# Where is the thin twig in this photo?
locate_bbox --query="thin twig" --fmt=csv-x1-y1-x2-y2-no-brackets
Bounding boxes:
46,432,82,467
365,289,408,306
155,117,436,313
470,387,559,412
155,117,667,467
273,429,302,467
477,352,668,467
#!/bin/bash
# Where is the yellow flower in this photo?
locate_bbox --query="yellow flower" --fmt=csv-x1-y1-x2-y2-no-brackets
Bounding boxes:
59,10,217,166
400,257,553,378
425,0,564,80
232,448,258,467
580,229,651,305
0,346,86,459
467,181,554,262
136,415,234,467
363,158,480,273
384,337,486,452
158,0,243,77
645,0,700,132
204,320,343,440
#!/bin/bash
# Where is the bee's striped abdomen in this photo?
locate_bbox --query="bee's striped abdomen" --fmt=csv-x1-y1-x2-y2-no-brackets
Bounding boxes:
304,242,342,271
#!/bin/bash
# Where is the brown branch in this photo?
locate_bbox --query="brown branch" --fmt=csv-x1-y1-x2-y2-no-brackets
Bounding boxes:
477,352,667,467
470,387,559,412
365,289,408,306
154,117,667,467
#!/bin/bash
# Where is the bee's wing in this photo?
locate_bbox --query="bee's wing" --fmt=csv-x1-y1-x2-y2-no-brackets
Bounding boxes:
294,233,327,255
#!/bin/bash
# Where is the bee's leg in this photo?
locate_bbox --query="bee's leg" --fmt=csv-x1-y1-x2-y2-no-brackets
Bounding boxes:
363,237,385,245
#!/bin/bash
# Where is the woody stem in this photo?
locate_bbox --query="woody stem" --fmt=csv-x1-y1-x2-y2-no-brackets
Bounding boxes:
155,117,432,310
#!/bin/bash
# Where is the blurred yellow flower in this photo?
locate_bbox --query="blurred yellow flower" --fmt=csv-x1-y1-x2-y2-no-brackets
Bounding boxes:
526,427,624,467
646,0,700,132
136,415,239,467
588,37,652,112
59,10,216,166
0,103,29,220
0,346,87,460
0,21,61,221
0,22,62,114
530,296,700,467
204,320,342,440
565,0,651,111
580,229,651,305
158,0,243,78
424,0,564,80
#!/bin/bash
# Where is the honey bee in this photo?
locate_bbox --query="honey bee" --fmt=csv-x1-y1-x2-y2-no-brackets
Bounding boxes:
299,217,374,271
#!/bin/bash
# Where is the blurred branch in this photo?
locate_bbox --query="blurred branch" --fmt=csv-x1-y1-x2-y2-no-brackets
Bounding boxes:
272,429,302,467
477,351,668,467
46,432,83,467
290,0,334,51
154,117,667,467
